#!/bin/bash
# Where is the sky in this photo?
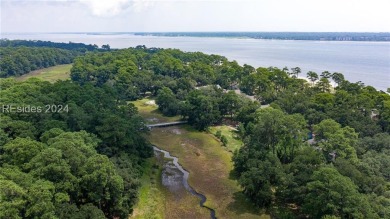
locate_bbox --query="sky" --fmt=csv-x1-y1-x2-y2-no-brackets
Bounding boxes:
1,0,390,33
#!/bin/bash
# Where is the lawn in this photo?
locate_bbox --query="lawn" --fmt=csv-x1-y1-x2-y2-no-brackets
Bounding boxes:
208,125,243,153
131,98,182,124
16,64,72,83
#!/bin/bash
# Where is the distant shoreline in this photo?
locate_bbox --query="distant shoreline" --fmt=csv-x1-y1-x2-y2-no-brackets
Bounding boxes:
133,32,390,42
2,33,388,91
3,32,390,42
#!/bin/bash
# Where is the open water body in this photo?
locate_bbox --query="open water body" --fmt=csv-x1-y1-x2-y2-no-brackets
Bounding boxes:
3,33,389,91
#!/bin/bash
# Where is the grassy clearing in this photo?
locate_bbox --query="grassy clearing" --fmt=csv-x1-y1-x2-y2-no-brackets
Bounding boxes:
131,98,182,124
16,64,72,83
148,125,270,219
208,125,243,153
130,158,165,219
133,97,269,218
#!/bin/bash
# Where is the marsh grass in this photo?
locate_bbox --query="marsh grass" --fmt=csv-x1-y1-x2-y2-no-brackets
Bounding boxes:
148,126,270,219
130,158,165,219
133,98,269,218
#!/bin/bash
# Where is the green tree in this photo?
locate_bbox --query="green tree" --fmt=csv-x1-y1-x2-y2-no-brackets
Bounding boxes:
27,148,78,194
80,154,124,217
215,130,222,139
220,135,228,146
314,119,358,162
220,91,241,117
156,87,179,116
320,71,332,79
1,138,45,168
184,90,222,130
279,147,325,205
331,72,345,86
0,179,27,219
290,67,301,78
237,153,284,207
25,180,57,219
303,167,375,218
248,107,307,163
316,78,332,92
307,71,319,85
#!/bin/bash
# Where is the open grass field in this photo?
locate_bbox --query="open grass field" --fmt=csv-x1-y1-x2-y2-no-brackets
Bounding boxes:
16,64,72,82
131,98,182,124
208,125,243,153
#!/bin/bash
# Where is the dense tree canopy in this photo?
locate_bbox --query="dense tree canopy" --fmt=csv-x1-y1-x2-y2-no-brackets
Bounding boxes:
0,78,151,218
0,47,77,77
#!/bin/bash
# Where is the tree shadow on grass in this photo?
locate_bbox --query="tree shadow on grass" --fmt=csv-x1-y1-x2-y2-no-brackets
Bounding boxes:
226,192,267,216
227,170,269,217
229,169,239,180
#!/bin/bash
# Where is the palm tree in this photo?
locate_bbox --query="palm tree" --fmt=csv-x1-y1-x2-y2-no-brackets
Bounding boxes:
282,66,289,74
331,72,345,86
307,71,319,85
291,67,301,78
320,71,332,79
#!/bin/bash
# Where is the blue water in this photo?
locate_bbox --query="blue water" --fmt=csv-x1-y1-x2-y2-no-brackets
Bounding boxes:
3,33,389,91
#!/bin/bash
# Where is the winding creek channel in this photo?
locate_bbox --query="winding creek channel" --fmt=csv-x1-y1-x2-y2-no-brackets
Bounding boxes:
153,146,217,219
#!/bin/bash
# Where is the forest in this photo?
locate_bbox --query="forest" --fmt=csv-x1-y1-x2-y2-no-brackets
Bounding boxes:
1,42,390,218
0,40,108,78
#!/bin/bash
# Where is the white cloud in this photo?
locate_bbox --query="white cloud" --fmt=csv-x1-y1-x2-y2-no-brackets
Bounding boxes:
2,0,390,32
78,0,248,16
79,0,132,16
132,0,156,12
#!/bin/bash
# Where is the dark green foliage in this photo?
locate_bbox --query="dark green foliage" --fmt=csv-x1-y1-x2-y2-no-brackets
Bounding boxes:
215,130,222,138
220,135,228,146
234,106,389,218
183,89,222,130
0,39,112,78
55,203,106,219
0,47,77,77
302,167,375,218
314,119,358,162
1,138,45,169
278,147,325,205
235,152,284,207
156,87,180,116
0,78,151,218
243,108,307,163
0,39,99,51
